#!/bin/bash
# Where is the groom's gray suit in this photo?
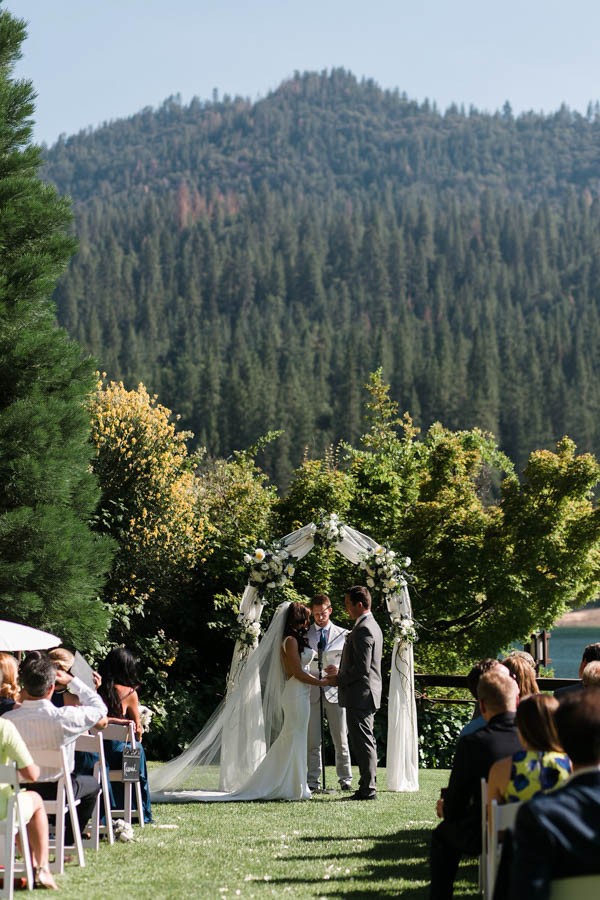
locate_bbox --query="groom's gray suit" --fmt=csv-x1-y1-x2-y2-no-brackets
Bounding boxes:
337,611,383,799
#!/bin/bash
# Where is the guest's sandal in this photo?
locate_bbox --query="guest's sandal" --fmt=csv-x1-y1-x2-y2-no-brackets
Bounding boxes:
34,866,59,890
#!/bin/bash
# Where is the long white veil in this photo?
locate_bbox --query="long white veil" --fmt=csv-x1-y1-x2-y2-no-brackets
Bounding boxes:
150,601,290,798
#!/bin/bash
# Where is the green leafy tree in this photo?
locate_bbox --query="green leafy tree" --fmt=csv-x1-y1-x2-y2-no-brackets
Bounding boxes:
496,438,600,638
196,435,280,611
343,373,600,670
0,8,114,649
276,447,355,600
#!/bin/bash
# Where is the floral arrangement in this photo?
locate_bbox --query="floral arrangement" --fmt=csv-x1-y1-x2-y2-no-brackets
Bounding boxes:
391,615,418,644
244,542,296,595
113,819,135,842
237,618,262,648
358,545,411,600
138,705,154,734
312,512,346,547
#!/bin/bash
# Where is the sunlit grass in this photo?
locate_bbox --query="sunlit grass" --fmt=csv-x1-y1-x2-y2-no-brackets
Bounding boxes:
53,767,479,898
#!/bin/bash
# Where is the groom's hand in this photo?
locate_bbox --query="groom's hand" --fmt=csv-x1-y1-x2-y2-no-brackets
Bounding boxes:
325,665,338,686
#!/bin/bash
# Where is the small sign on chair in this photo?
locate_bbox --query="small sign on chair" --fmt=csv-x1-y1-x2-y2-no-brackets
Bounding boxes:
122,747,141,782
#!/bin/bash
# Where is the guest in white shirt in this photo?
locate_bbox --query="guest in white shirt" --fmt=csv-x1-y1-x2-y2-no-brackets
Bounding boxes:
6,651,107,844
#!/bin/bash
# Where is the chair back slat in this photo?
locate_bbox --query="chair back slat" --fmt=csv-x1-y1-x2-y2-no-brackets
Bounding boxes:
488,798,522,896
99,722,145,829
0,764,19,793
0,761,33,897
74,731,114,847
27,745,85,873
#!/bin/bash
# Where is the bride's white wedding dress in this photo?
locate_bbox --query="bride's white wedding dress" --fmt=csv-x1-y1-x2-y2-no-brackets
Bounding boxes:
156,643,315,802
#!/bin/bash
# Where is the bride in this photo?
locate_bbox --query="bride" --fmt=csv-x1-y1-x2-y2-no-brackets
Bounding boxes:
150,601,331,802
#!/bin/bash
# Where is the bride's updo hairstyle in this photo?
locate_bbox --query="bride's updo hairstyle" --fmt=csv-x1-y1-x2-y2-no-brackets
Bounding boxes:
283,601,310,654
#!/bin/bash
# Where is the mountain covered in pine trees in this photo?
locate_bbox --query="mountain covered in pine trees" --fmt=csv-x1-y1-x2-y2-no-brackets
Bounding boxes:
43,69,600,484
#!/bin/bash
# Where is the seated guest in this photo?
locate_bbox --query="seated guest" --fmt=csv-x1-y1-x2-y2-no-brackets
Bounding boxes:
5,652,107,845
508,688,600,898
460,659,509,737
48,646,108,784
48,648,78,708
505,650,537,670
502,654,539,698
98,648,152,823
429,671,521,900
581,660,600,688
487,694,571,807
48,648,102,706
554,642,600,700
0,678,57,889
0,653,21,716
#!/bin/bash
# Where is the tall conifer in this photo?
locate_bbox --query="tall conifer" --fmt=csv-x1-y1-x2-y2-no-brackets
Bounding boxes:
0,7,113,648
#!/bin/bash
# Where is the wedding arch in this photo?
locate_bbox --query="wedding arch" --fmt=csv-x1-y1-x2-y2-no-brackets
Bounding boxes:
230,514,419,792
150,514,419,798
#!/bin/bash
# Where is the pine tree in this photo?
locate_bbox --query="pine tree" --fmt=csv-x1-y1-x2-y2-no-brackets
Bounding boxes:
0,8,114,648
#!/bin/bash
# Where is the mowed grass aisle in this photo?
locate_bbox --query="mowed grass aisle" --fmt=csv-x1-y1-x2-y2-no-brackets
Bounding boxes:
54,768,479,899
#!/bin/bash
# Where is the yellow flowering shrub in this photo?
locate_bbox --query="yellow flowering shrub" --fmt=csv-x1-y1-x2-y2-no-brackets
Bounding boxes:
90,376,209,607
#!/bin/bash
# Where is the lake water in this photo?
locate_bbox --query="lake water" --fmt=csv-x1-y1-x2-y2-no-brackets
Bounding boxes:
547,626,600,677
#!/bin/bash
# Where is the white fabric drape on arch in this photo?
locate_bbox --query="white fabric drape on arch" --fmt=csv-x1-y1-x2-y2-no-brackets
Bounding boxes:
386,584,419,790
225,521,419,793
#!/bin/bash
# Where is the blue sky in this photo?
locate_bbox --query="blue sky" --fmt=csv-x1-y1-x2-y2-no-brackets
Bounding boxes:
7,0,600,146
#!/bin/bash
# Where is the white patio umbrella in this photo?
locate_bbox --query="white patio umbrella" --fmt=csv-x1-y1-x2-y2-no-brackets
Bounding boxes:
0,619,61,652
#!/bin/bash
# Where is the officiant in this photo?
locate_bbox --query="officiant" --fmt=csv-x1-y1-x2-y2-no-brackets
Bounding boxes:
307,594,353,792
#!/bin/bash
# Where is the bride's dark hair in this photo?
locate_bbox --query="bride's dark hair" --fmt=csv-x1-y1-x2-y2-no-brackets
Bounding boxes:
283,601,310,654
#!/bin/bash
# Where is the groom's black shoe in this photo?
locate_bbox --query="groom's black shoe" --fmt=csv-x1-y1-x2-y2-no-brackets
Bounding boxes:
345,791,376,801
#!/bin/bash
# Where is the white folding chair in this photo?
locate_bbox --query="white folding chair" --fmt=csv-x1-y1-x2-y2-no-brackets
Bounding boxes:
549,874,600,900
28,747,85,874
479,777,488,897
487,799,521,894
100,723,145,829
74,733,114,848
0,763,34,898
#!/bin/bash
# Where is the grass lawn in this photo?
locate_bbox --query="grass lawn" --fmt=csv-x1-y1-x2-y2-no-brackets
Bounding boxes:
52,767,480,899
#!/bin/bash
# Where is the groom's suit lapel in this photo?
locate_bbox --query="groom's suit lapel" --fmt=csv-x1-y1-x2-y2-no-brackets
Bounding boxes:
340,618,362,673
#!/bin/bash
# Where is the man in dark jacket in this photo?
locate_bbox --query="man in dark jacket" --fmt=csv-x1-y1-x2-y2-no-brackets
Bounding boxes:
326,585,383,801
429,669,521,899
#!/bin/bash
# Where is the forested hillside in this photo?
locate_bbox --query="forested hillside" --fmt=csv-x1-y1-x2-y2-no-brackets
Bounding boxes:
43,69,600,483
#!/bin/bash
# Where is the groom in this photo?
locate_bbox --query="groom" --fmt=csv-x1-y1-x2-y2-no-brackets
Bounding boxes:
327,585,383,801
